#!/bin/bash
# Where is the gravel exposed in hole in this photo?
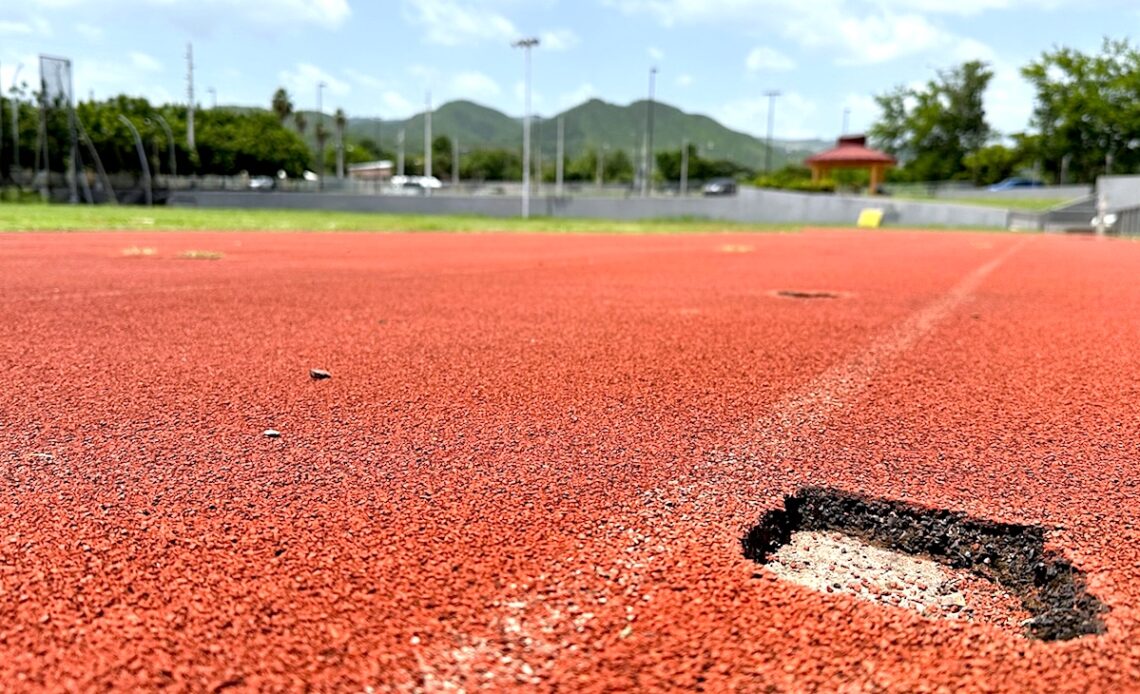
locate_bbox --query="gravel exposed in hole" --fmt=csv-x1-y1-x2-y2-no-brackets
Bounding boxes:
743,487,1108,641
766,530,1030,628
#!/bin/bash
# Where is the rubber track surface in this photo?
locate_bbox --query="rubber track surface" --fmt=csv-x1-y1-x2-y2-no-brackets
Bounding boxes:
1,230,1138,691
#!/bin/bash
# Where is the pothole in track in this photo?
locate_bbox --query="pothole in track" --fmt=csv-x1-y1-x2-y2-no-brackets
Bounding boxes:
742,487,1107,641
773,290,842,300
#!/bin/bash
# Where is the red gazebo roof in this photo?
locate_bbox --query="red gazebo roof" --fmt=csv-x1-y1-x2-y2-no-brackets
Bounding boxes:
805,135,896,166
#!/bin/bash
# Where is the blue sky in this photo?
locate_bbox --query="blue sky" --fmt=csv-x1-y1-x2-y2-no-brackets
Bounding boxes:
0,0,1129,141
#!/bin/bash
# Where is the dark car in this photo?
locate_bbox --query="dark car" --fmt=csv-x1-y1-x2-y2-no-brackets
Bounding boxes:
702,178,738,196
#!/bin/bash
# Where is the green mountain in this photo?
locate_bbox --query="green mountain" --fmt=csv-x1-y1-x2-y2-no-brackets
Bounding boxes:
326,98,827,170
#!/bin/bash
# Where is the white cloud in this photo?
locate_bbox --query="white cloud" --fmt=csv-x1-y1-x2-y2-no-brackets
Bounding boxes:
278,63,351,107
0,20,34,35
401,0,517,45
344,69,387,90
451,71,501,99
74,22,102,40
676,73,694,88
984,59,1035,137
19,0,350,30
716,91,819,139
72,57,174,104
746,46,795,72
559,82,597,109
129,51,162,73
381,91,415,117
540,29,579,51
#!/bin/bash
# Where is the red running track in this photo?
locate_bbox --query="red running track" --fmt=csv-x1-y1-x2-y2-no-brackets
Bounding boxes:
1,230,1138,691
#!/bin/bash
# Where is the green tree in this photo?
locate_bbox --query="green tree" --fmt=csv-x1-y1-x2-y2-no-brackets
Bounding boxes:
869,61,994,182
293,111,308,137
1022,38,1140,183
271,88,293,124
963,144,1026,186
432,135,453,179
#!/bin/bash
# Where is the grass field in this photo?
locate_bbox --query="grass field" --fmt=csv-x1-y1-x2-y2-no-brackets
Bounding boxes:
892,195,1074,211
0,203,806,234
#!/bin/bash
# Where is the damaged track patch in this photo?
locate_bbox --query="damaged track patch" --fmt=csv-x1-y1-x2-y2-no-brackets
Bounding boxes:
743,487,1107,641
774,290,841,300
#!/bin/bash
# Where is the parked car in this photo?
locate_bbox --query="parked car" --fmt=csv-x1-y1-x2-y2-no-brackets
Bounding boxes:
702,178,738,196
248,175,276,191
988,177,1043,191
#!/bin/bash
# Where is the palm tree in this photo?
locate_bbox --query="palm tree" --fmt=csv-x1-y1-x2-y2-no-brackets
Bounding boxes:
271,88,293,124
293,111,307,136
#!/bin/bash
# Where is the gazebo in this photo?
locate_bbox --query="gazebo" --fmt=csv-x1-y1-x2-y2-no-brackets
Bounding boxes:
805,135,896,193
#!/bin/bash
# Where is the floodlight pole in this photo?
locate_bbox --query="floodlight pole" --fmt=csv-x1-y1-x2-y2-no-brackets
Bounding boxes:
764,90,781,174
513,36,539,219
643,66,657,197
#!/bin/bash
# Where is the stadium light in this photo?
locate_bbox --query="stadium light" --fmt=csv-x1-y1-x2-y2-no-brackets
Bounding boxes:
644,66,657,197
513,37,539,219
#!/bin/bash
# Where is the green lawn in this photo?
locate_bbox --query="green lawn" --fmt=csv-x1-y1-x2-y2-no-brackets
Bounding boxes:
893,195,1073,212
0,203,804,234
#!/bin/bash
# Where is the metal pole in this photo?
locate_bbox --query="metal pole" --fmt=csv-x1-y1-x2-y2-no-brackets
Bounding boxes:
11,63,22,176
842,107,850,135
186,44,195,152
207,87,216,109
680,139,688,196
397,128,405,176
556,115,564,197
513,37,539,218
424,91,432,183
119,114,152,206
644,67,657,197
317,81,326,190
764,90,781,174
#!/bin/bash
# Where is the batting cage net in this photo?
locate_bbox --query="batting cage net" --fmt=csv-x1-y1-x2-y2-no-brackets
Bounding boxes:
38,55,92,203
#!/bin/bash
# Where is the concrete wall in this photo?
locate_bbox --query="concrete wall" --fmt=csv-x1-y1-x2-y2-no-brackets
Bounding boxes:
938,185,1091,201
1097,176,1140,211
169,188,1010,228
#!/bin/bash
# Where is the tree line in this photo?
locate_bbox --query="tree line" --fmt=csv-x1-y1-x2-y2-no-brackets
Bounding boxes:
870,38,1140,185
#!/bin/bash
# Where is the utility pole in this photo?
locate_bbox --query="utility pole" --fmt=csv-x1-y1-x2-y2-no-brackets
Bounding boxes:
186,43,195,152
207,87,217,109
317,81,327,190
11,62,23,174
842,107,851,135
397,128,405,176
764,89,781,174
452,135,459,187
556,115,564,197
424,91,432,182
643,66,658,197
513,36,539,218
680,138,689,196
